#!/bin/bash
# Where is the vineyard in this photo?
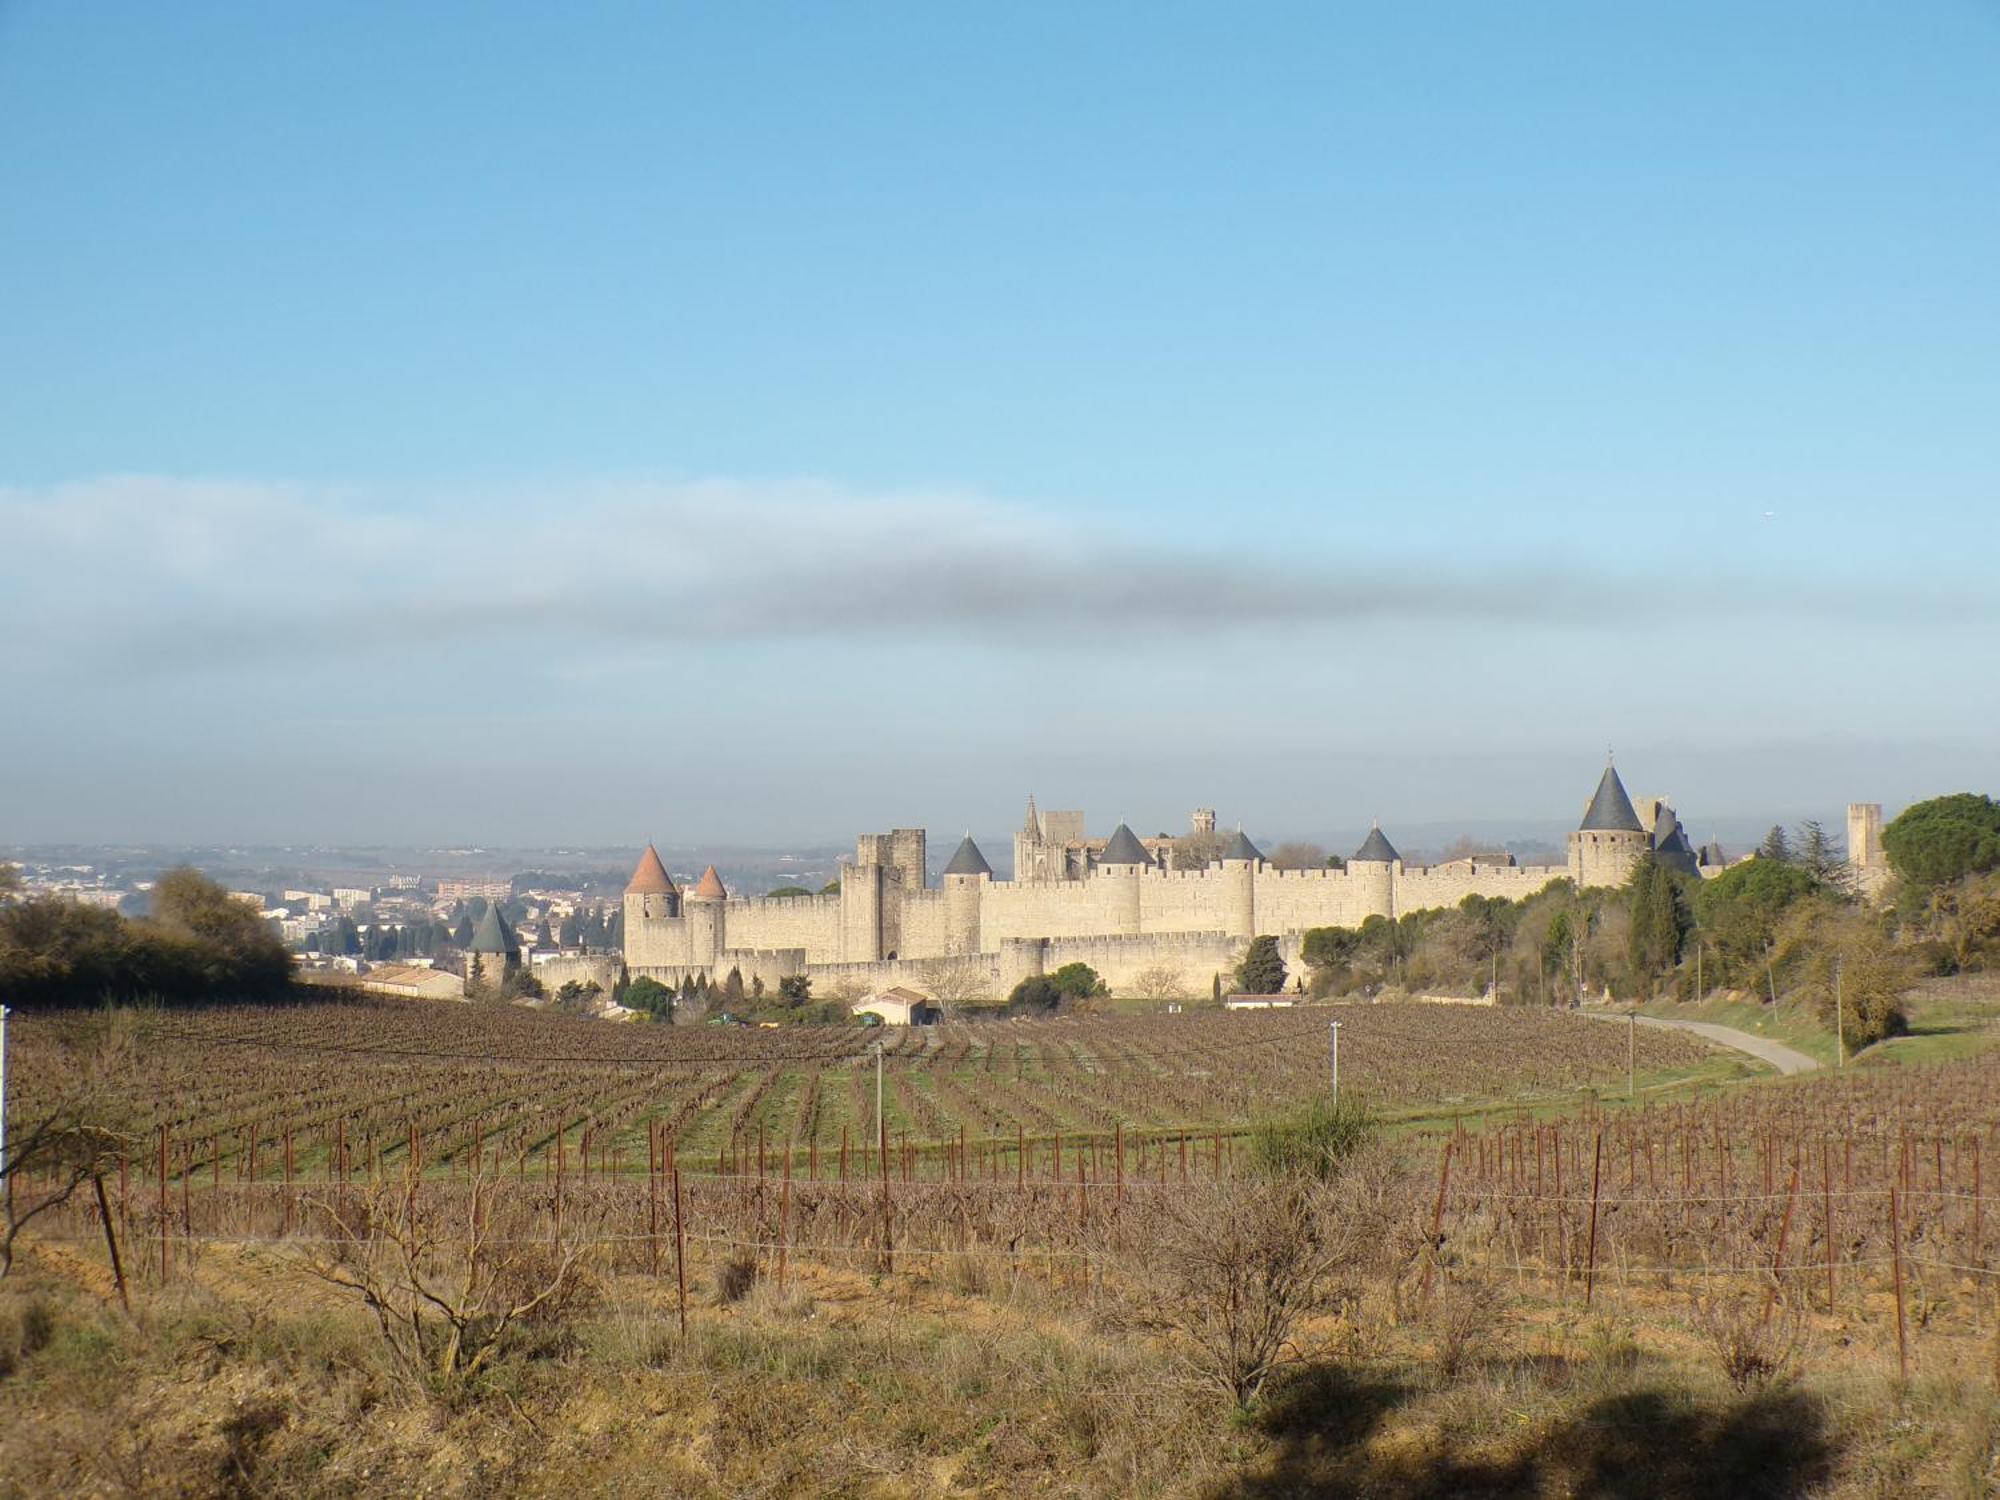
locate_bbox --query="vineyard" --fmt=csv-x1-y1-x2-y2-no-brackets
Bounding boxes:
4,994,1712,1187
9,995,2000,1495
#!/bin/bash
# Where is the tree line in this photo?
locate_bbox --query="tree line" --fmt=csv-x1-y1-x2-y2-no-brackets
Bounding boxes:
1289,791,2000,1053
0,867,294,1008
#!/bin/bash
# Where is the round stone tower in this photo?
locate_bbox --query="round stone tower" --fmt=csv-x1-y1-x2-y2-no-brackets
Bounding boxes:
622,844,680,972
686,863,727,967
1349,822,1401,921
1217,827,1262,941
1096,822,1150,935
1567,760,1652,889
941,834,992,956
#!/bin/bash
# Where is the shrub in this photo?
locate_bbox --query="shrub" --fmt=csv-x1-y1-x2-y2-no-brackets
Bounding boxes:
716,1252,759,1305
1692,1290,1804,1392
1048,962,1105,999
1006,976,1064,1011
1249,1095,1375,1181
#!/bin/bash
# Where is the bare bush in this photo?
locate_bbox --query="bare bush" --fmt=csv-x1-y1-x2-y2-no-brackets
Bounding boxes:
1691,1289,1804,1392
1129,964,1190,1001
1132,1178,1358,1406
1427,1274,1505,1380
298,1170,598,1386
1,1014,136,1279
915,958,993,1013
716,1251,759,1304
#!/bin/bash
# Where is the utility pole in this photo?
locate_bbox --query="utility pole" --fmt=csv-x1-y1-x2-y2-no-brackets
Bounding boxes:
0,1005,9,1227
1835,959,1846,1070
1328,1020,1340,1097
1628,1012,1636,1099
874,1041,884,1154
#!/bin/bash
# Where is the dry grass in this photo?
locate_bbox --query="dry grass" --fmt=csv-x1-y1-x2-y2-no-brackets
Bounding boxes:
4,1214,1998,1497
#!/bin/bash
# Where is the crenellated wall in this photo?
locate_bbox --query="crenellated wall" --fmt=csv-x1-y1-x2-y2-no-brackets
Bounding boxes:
625,848,1572,992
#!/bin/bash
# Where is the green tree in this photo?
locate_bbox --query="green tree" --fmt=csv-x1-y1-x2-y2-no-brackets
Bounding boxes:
722,965,746,1008
1625,857,1690,996
324,914,362,957
1692,856,1818,984
621,975,673,1019
778,973,812,1002
1882,793,2000,889
1774,898,1911,1050
1007,975,1063,1010
1235,935,1287,995
1048,962,1104,999
1301,925,1361,971
765,885,814,899
558,910,582,946
1300,925,1362,997
1795,820,1852,892
1757,826,1795,864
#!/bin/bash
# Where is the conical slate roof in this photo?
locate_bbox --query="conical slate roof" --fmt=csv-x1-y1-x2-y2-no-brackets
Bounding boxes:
943,835,993,877
1022,794,1042,837
1653,816,1700,877
691,865,727,900
1579,764,1645,832
1098,823,1151,866
625,844,678,896
1223,829,1263,862
468,902,518,956
1352,823,1400,864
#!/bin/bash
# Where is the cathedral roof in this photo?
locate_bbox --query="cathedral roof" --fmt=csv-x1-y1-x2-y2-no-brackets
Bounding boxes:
467,902,518,955
625,845,678,896
691,865,728,900
1098,823,1151,866
1352,823,1401,864
1223,829,1264,862
1022,794,1042,838
1579,764,1645,833
943,835,993,877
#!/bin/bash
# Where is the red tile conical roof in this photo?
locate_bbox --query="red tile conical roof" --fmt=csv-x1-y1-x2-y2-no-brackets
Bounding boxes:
626,845,678,896
692,865,727,900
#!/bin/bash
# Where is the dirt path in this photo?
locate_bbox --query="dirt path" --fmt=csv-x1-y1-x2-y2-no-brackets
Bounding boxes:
1580,1009,1821,1077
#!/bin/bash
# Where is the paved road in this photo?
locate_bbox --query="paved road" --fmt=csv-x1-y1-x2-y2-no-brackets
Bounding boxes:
1580,1010,1821,1077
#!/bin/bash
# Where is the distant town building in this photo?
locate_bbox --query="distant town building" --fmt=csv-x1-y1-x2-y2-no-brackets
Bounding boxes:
438,878,512,901
333,887,373,910
359,963,465,1002
228,891,266,909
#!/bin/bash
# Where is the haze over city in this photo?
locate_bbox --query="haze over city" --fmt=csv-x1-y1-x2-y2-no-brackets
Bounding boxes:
3,3,1996,846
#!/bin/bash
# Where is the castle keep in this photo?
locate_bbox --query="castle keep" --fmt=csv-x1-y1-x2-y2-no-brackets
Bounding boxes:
621,761,1714,1000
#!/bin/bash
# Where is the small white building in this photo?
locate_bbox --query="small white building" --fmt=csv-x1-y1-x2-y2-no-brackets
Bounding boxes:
1223,994,1296,1011
852,987,940,1026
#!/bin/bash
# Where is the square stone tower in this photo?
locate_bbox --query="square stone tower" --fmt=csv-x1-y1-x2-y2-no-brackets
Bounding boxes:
1847,803,1889,897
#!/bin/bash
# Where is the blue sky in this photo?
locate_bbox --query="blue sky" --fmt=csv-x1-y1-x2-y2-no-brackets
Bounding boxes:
3,3,1996,848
